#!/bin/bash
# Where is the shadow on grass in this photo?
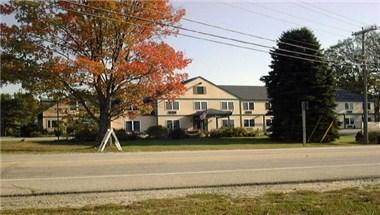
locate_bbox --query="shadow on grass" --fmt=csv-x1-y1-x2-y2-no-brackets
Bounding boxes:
33,135,358,147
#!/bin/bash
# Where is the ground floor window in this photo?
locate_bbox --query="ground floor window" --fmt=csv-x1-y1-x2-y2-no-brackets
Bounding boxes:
243,119,255,128
344,117,355,128
47,119,58,128
222,119,234,128
167,120,180,130
266,119,272,126
126,121,140,132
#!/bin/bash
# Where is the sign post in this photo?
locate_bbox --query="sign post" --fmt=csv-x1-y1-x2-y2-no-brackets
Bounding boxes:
98,128,122,152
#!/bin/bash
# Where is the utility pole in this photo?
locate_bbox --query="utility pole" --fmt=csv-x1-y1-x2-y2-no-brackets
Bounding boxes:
352,25,378,144
301,101,308,146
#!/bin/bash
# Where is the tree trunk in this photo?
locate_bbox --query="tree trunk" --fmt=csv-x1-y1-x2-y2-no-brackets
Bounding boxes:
98,106,111,144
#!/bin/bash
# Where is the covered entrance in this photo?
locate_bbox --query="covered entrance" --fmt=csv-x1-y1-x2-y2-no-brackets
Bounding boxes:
192,108,232,131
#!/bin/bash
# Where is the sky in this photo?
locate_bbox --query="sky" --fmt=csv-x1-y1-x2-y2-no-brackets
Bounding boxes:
1,0,379,94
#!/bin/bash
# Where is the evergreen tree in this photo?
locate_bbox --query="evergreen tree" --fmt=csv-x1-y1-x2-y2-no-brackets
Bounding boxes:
261,28,338,142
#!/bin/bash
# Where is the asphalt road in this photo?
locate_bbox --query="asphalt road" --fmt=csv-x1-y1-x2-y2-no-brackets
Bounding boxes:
1,146,380,196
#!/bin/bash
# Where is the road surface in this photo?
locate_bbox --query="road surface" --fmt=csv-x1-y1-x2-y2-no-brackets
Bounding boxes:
1,145,380,196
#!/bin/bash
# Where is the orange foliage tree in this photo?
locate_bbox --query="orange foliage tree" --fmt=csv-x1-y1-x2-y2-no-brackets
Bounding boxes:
1,0,191,141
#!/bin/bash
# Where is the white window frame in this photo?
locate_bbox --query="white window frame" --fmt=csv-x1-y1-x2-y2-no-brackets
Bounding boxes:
222,119,234,128
242,101,255,111
125,120,141,132
345,102,353,111
266,119,272,127
194,101,207,110
47,119,57,128
243,119,255,128
194,86,206,95
127,105,139,111
165,101,180,111
166,120,181,129
221,101,234,110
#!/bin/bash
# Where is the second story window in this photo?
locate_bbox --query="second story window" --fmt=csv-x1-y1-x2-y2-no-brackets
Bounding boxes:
243,102,254,110
194,86,206,95
127,105,139,111
345,102,353,111
221,101,234,110
194,101,207,110
165,101,179,111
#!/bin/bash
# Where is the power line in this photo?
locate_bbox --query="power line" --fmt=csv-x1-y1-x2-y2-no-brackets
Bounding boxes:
293,2,362,28
181,18,320,52
300,1,366,27
219,2,349,38
56,1,375,69
59,1,328,61
120,2,323,52
57,3,359,67
248,2,353,33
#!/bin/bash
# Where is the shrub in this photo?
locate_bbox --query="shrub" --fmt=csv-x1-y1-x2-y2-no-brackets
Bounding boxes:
355,132,363,143
169,128,187,139
19,123,40,137
209,127,254,138
146,125,168,139
356,131,380,144
369,131,380,144
114,129,140,141
67,118,98,142
30,131,42,137
232,127,248,137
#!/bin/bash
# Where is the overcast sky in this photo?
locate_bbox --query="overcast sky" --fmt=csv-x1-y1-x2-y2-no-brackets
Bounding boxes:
1,0,379,94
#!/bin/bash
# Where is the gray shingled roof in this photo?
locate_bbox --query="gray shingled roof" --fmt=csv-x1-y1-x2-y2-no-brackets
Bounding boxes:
219,85,364,102
218,85,268,101
336,89,364,102
184,77,364,102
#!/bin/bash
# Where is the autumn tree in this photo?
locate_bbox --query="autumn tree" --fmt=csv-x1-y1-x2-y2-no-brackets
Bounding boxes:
261,28,338,142
1,0,191,141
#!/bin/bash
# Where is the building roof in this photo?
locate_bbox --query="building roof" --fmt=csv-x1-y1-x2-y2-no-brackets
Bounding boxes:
184,77,365,102
218,85,268,101
335,89,364,102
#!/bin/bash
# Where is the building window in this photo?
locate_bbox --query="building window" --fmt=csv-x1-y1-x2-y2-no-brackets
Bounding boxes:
165,101,179,111
194,101,207,110
243,102,254,110
222,119,234,128
368,103,371,110
345,103,353,111
127,105,139,111
167,120,180,129
221,101,234,110
344,117,355,128
194,86,206,94
244,119,255,128
265,102,271,110
126,121,140,132
47,120,57,128
266,119,272,126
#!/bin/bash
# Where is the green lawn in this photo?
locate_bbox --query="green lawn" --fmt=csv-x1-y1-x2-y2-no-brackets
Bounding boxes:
2,186,379,215
0,135,358,153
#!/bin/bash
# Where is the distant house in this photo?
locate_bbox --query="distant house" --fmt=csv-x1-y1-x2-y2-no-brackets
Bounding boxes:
40,76,375,132
335,89,375,129
38,99,80,132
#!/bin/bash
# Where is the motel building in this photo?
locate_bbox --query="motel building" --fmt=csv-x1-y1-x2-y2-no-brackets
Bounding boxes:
40,76,375,133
